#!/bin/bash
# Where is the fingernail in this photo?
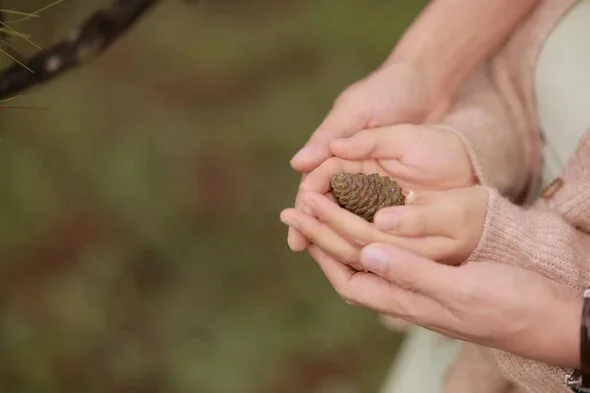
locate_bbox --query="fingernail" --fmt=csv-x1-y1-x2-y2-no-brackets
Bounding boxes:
374,211,398,230
361,246,389,273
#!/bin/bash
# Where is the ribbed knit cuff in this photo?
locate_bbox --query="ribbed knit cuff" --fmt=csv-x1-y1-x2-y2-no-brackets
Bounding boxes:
467,188,527,264
492,350,571,393
437,123,526,202
466,188,581,289
438,124,488,184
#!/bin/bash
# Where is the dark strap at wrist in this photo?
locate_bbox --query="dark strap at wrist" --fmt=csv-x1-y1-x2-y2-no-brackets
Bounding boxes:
568,289,590,392
581,289,590,380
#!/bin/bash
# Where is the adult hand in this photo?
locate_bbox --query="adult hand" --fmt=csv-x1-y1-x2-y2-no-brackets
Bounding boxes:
290,62,449,172
287,61,453,252
286,123,476,252
311,242,581,369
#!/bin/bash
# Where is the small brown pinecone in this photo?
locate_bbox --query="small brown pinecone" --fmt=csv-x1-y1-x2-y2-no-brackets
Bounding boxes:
330,172,405,222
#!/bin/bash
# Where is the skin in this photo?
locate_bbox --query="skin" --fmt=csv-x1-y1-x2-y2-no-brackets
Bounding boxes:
280,186,582,368
290,123,478,253
283,0,582,370
282,126,477,268
288,0,541,252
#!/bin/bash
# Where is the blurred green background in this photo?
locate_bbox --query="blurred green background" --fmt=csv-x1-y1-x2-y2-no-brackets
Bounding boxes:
0,1,427,392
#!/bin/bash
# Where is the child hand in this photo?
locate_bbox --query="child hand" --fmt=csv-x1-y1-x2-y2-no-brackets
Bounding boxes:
281,186,488,268
287,124,477,252
373,186,489,264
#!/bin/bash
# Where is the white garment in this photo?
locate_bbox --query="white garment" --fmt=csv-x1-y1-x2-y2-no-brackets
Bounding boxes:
536,0,590,187
379,1,590,392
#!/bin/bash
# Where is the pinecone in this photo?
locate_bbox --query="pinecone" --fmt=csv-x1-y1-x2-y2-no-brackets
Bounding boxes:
330,172,405,222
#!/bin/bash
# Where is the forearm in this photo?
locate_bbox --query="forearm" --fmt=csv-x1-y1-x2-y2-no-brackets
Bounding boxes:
385,0,540,117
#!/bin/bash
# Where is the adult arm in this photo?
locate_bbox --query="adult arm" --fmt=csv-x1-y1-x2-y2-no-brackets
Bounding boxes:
291,0,542,170
288,0,541,251
384,0,542,120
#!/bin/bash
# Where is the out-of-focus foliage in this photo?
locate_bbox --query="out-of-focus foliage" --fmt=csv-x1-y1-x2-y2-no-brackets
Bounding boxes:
0,1,426,392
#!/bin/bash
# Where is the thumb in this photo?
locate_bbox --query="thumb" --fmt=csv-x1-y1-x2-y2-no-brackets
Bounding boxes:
329,125,419,160
290,98,371,172
359,243,456,298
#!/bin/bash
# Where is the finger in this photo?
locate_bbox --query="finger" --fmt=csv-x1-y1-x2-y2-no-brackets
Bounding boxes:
299,157,363,194
360,243,458,298
288,173,311,252
290,96,371,172
288,156,366,252
309,244,399,312
308,244,356,284
302,191,456,263
280,208,360,266
309,245,444,322
302,191,393,247
371,235,457,264
373,203,454,237
329,124,421,161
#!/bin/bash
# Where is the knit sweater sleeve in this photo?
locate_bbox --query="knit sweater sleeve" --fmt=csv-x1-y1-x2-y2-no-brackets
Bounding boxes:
436,65,534,202
467,187,590,392
471,188,590,289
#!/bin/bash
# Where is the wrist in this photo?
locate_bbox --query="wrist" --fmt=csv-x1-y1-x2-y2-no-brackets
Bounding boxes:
430,124,479,186
545,289,581,369
568,289,590,392
377,57,452,123
523,287,581,369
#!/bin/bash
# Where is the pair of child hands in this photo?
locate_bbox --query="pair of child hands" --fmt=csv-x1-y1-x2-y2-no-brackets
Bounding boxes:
281,123,489,271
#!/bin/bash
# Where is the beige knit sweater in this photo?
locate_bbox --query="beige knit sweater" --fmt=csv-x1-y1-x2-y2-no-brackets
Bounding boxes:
428,0,586,392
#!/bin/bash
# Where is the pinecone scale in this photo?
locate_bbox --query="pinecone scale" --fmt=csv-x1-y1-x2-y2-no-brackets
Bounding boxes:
330,173,405,222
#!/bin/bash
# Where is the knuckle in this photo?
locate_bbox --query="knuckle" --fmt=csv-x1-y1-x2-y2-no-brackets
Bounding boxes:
391,296,417,319
354,129,373,141
401,210,424,236
455,278,479,304
335,83,362,105
351,230,372,247
413,213,427,236
297,180,309,193
299,191,315,209
297,219,320,240
395,274,419,293
340,248,360,266
325,156,341,169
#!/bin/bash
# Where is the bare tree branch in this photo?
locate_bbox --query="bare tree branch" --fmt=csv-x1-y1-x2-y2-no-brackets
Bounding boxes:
0,0,176,101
